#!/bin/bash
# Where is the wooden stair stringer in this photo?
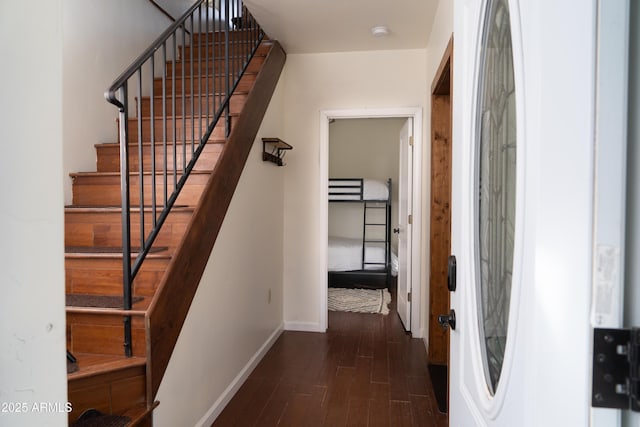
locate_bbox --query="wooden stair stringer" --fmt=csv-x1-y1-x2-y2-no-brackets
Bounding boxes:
145,41,286,399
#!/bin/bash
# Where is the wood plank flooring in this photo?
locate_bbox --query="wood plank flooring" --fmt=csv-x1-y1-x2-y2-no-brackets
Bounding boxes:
213,286,448,426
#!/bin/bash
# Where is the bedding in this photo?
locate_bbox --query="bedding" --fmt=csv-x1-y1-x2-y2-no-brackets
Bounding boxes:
328,179,389,201
328,236,388,272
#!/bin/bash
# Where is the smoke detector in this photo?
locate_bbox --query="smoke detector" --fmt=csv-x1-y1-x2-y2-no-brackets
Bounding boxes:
370,26,390,38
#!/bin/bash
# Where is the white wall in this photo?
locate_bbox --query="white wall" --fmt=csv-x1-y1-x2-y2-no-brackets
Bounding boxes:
280,50,427,330
0,2,68,426
62,0,174,203
155,75,286,427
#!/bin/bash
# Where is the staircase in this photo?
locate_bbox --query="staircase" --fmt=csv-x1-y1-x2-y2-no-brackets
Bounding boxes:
64,3,285,424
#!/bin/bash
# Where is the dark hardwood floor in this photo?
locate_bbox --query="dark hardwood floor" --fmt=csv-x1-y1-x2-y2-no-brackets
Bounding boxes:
212,286,448,426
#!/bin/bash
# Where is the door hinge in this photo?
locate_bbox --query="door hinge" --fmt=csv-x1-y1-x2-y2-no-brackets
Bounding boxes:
592,327,640,412
408,214,412,225
407,292,412,303
409,136,414,147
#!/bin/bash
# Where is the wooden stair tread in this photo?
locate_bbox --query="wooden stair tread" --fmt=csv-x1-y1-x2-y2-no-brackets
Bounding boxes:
70,170,212,178
67,353,146,381
65,205,195,213
94,141,226,148
65,246,168,254
66,293,150,313
131,111,240,120
65,251,171,260
122,402,159,427
142,89,250,99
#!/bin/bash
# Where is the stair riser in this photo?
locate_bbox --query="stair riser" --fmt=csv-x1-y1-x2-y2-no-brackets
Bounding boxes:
71,172,209,206
65,209,192,250
68,365,146,424
96,142,223,173
67,312,146,357
66,257,169,297
166,54,264,78
153,72,255,95
137,92,246,117
179,40,271,60
122,116,231,144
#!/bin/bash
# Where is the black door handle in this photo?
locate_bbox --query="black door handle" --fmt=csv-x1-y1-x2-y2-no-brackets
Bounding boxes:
393,228,400,234
438,309,456,330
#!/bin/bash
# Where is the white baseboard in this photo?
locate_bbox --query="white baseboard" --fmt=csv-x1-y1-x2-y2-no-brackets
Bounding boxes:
194,323,284,427
284,321,326,333
412,326,425,340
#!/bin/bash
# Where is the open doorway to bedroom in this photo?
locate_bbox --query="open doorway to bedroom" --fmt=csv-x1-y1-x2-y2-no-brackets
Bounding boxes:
319,108,423,335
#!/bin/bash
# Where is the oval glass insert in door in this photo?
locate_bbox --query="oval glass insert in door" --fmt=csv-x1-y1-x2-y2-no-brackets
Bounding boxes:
475,0,517,395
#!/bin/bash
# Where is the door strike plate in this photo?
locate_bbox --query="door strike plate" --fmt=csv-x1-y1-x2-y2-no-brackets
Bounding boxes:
592,327,640,412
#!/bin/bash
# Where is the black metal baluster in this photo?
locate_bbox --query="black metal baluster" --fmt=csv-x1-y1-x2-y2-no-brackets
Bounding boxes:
137,69,145,250
172,33,178,190
225,0,230,138
117,84,133,358
150,56,157,228
190,15,195,157
181,24,187,174
162,42,168,207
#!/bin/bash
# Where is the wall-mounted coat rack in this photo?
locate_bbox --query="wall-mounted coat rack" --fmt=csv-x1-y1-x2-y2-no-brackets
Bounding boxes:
262,138,292,166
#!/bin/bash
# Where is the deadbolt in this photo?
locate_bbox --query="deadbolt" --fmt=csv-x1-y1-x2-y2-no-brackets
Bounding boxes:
447,255,457,292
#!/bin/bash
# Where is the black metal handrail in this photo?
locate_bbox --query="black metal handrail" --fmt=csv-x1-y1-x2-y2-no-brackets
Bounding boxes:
105,0,264,356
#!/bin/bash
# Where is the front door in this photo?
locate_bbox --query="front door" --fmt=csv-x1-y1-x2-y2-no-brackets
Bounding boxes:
449,0,617,425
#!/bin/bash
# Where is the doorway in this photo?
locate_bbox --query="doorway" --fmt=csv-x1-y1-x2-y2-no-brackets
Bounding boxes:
428,36,453,414
319,108,423,334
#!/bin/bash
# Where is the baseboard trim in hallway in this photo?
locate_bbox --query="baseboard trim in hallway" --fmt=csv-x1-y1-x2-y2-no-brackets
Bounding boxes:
283,321,326,332
194,323,284,427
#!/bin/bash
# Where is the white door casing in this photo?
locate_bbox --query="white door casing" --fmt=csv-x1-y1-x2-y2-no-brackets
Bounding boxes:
623,4,640,427
397,118,413,330
450,0,598,426
591,1,631,426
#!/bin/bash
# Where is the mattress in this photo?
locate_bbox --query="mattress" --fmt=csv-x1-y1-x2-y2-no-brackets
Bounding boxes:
328,237,388,272
328,179,389,201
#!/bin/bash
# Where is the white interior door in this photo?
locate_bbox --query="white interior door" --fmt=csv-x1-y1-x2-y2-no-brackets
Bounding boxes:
397,118,412,331
449,0,608,425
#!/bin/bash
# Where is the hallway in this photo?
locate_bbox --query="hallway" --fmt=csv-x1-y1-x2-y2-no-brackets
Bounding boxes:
213,287,448,426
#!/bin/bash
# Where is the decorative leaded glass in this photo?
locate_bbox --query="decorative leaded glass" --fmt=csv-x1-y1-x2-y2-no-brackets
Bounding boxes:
475,0,517,395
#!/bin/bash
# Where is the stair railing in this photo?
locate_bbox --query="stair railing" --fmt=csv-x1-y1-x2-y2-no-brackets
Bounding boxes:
105,0,264,357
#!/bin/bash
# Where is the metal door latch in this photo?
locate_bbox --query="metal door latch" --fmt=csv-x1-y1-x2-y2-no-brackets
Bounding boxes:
592,327,640,412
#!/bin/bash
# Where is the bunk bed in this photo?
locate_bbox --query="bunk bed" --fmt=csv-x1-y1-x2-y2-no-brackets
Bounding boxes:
328,178,393,289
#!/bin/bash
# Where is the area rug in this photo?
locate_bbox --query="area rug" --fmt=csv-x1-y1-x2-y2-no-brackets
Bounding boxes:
328,288,391,314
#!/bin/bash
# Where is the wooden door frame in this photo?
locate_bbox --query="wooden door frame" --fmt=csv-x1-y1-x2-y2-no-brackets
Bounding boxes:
428,35,453,365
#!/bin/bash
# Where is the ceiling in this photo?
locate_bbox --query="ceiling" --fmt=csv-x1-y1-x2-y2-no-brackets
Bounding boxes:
242,0,440,54
162,0,440,54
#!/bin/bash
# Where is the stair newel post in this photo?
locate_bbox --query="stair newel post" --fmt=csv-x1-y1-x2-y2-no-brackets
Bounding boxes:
117,84,134,358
